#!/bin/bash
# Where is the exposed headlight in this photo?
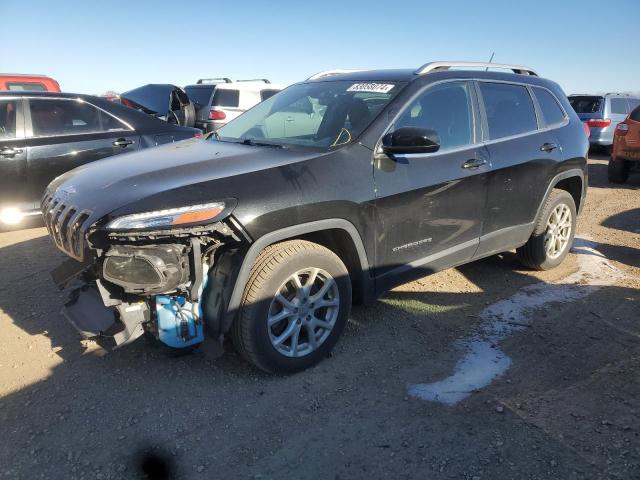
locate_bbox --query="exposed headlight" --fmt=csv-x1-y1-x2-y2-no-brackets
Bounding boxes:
106,202,225,230
103,244,189,294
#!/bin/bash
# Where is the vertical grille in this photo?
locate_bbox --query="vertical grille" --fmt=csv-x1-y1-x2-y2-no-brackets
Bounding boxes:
41,194,92,261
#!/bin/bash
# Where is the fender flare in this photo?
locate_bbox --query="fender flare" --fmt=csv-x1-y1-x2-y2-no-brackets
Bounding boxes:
208,219,371,335
534,168,586,222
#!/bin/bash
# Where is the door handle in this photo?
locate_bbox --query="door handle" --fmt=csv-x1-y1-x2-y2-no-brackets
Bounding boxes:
462,158,487,169
285,116,294,122
0,147,23,157
113,138,134,148
540,142,558,152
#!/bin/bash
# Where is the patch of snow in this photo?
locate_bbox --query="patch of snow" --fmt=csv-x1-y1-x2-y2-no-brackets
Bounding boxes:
408,238,624,405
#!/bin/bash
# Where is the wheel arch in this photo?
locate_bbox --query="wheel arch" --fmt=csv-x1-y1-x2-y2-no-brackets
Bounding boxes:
536,169,586,221
205,219,372,336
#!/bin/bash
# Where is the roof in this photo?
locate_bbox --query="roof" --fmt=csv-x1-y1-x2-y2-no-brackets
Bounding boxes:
0,90,97,100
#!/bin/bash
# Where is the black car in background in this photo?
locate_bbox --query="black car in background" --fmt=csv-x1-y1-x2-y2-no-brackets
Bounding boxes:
0,91,201,227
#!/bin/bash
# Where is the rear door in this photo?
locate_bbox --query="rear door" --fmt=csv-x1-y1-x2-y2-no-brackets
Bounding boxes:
0,97,28,209
475,81,563,258
24,97,140,205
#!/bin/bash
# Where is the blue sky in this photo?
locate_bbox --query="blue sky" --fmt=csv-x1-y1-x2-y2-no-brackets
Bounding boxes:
1,0,638,95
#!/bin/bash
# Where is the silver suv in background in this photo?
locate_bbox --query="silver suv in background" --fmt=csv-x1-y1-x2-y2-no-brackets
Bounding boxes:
569,93,640,152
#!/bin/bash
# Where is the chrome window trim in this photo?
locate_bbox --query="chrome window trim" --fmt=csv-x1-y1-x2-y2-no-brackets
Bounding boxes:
376,78,479,156
23,96,134,138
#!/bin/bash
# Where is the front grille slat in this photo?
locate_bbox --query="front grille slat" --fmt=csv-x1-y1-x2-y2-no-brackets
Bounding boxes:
41,195,92,261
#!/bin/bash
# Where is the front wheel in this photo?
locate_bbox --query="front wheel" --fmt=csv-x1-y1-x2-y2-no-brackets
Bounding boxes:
517,189,577,271
231,240,352,374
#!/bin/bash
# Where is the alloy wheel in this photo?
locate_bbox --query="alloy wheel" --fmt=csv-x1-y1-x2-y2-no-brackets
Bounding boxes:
544,203,572,259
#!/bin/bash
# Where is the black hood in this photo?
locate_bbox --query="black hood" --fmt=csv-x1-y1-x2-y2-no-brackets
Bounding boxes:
46,139,318,227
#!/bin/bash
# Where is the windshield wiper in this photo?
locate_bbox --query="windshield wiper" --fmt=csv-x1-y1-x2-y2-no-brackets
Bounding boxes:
240,138,287,149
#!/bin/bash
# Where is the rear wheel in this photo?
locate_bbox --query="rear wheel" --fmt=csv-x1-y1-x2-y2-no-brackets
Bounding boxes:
608,158,629,184
517,189,576,271
231,240,352,374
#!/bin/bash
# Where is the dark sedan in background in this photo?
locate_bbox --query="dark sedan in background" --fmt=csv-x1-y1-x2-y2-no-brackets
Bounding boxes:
0,91,201,227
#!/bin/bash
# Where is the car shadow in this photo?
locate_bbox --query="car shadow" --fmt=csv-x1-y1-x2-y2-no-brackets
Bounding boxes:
601,207,640,234
588,153,640,189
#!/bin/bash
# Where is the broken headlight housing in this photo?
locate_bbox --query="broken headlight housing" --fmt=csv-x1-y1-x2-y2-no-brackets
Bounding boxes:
103,244,189,294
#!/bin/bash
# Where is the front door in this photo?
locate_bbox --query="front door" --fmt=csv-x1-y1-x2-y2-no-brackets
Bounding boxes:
373,80,488,292
24,97,139,206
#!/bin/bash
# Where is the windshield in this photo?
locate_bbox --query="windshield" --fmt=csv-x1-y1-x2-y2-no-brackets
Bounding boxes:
569,96,603,114
185,86,215,107
216,80,404,150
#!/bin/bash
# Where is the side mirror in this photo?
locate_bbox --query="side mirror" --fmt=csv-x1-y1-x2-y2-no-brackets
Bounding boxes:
382,127,440,155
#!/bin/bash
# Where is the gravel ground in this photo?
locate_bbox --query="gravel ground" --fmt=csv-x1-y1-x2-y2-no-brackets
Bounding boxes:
0,154,638,479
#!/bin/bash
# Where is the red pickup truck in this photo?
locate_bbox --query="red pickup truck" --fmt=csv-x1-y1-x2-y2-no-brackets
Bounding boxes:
0,74,61,92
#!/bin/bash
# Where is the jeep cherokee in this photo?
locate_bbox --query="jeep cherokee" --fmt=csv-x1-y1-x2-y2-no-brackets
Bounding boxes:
43,61,588,373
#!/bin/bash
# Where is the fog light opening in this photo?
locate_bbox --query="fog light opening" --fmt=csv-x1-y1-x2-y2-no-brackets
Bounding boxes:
0,207,24,225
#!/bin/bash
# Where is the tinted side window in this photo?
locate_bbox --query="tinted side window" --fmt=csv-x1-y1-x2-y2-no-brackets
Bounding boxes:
212,89,239,107
260,89,280,101
479,83,537,140
610,98,628,115
395,81,474,151
29,99,127,137
0,100,18,139
533,87,566,126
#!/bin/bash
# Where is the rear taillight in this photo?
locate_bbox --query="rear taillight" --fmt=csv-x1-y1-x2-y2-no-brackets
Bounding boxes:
209,109,226,120
582,122,590,138
587,118,611,128
615,123,629,136
193,131,202,138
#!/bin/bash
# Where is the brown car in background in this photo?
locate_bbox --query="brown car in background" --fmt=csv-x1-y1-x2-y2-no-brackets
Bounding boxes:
609,104,640,183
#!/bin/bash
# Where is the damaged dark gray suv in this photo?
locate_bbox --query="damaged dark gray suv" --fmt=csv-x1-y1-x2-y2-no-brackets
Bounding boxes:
44,62,588,373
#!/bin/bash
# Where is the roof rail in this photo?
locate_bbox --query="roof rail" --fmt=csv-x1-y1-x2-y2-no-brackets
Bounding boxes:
236,78,271,84
307,69,366,81
604,92,629,96
196,78,232,84
415,61,538,77
0,73,51,78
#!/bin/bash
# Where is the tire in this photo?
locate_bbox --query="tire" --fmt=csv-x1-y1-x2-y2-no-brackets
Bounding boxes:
517,189,577,271
608,158,629,184
231,240,352,374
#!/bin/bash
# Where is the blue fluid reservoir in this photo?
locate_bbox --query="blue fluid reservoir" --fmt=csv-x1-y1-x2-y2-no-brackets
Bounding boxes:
155,295,204,348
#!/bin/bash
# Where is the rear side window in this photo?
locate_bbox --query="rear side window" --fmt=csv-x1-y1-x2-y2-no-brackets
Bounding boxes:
0,100,18,138
212,89,239,107
395,81,474,151
479,82,537,140
533,87,566,126
569,96,603,114
260,89,280,101
630,106,640,122
28,99,129,137
610,98,629,115
7,82,47,91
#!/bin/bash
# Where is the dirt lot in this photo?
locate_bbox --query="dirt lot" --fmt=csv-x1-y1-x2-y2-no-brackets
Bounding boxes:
0,154,638,480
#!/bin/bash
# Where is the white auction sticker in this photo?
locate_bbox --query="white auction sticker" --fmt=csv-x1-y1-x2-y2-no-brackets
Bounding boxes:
346,83,395,94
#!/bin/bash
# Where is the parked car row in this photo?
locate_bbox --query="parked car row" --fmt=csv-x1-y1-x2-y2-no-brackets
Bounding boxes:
609,103,640,183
